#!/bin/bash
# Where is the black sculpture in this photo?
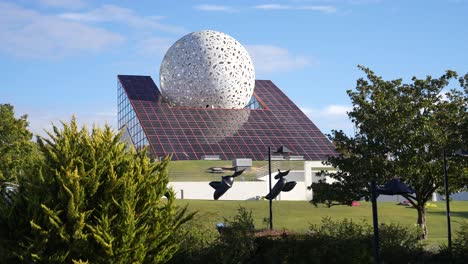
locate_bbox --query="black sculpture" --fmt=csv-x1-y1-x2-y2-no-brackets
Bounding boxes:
376,178,414,196
265,169,296,200
209,169,245,200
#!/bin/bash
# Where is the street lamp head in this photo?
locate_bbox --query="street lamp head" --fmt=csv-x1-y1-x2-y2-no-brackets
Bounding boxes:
376,178,414,196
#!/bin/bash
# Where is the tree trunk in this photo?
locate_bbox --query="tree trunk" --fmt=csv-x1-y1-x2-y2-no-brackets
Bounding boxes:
416,204,427,239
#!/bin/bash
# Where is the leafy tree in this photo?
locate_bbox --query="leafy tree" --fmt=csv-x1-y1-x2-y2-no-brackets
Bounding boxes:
0,104,38,182
0,118,193,263
311,66,468,239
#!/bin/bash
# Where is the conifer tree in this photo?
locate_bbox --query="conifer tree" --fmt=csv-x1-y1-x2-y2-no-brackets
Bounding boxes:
0,117,193,263
0,103,38,182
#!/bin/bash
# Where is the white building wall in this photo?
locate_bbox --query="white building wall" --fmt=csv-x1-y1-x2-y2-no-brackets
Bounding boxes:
169,172,308,201
304,161,336,201
434,192,468,201
171,161,468,201
168,161,339,201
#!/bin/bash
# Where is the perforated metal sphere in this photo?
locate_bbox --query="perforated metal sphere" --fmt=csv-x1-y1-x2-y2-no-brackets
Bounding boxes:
159,30,255,108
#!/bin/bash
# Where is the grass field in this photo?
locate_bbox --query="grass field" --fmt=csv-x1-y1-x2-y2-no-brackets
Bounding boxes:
176,200,468,246
167,160,304,181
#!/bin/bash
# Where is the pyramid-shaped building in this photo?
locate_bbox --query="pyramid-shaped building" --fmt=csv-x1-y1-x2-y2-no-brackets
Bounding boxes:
118,76,336,161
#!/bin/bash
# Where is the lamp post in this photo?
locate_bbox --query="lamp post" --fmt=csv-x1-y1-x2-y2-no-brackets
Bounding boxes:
370,180,381,264
371,179,414,264
266,146,295,230
443,150,452,250
268,146,273,230
444,149,468,250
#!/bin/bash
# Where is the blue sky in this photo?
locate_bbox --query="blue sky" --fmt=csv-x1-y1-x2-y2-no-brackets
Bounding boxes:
1,0,467,137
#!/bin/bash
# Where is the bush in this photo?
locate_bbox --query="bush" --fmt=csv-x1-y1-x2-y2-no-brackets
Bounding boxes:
251,218,373,264
0,118,193,263
169,218,217,264
379,223,425,263
308,217,374,263
253,218,426,264
252,233,316,264
170,206,256,264
437,221,468,263
216,206,256,264
452,222,468,260
168,214,440,263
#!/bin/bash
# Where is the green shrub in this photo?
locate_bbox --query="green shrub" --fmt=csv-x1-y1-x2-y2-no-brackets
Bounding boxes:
0,118,193,263
453,222,468,259
253,218,427,264
169,206,256,264
308,217,374,264
169,218,217,264
216,206,256,264
379,223,425,263
169,214,440,263
251,218,372,264
427,222,468,263
176,211,308,264
437,221,468,263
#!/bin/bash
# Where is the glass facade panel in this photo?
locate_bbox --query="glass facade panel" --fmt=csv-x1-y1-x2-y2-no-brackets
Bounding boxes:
117,80,149,151
244,95,263,110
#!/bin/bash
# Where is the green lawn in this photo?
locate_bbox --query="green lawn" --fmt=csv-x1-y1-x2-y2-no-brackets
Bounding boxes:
176,200,468,246
168,160,304,181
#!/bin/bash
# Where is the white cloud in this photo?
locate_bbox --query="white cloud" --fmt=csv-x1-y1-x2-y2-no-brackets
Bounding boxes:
137,37,175,56
299,6,337,12
59,4,186,34
0,2,124,58
25,108,117,138
301,105,354,135
194,4,234,12
37,0,86,10
438,91,449,102
347,0,381,5
291,0,380,4
245,45,312,73
323,104,351,115
253,4,336,13
254,4,291,10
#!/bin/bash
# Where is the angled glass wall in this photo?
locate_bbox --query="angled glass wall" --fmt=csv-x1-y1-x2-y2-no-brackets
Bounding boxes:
244,95,263,110
117,80,149,151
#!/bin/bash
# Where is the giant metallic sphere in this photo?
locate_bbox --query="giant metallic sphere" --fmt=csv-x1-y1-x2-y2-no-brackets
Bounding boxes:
159,30,255,109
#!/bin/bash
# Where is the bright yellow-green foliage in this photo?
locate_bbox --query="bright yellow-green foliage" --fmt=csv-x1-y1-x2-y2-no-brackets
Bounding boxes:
0,118,193,263
176,200,468,246
0,103,38,182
